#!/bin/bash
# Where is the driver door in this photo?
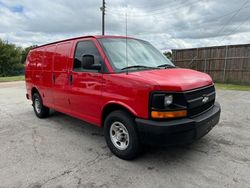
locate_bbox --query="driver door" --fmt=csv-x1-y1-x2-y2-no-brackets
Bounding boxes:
68,39,104,125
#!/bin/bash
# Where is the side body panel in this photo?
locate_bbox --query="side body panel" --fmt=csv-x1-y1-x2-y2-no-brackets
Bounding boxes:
41,45,56,107
25,49,39,99
52,41,73,112
33,49,43,87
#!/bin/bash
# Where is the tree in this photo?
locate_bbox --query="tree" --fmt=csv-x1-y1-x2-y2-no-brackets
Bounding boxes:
0,39,23,76
0,38,37,76
163,51,172,60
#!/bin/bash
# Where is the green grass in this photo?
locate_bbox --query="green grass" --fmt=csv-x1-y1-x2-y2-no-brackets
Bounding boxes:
0,75,25,82
215,83,250,91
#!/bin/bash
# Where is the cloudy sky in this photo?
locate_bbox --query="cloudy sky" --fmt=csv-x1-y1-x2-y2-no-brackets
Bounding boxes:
0,0,250,50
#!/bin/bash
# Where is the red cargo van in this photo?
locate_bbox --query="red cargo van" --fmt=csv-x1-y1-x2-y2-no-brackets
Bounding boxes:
25,35,220,159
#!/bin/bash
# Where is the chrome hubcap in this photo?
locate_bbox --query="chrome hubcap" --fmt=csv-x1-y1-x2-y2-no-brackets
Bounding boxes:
34,98,41,114
110,121,129,150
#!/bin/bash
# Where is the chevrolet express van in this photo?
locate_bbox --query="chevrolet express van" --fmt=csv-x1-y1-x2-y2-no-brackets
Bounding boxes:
25,35,221,159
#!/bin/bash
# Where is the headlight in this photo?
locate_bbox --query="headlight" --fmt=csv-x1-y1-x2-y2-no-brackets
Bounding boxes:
164,95,173,106
150,93,187,119
151,93,173,109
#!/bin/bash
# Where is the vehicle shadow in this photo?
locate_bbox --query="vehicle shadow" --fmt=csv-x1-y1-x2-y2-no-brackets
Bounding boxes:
46,110,217,164
48,110,104,136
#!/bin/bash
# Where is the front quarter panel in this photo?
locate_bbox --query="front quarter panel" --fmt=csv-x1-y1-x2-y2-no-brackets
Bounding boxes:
102,74,157,119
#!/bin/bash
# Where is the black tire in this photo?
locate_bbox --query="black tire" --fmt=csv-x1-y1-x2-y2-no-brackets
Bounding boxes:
32,93,50,118
104,110,141,160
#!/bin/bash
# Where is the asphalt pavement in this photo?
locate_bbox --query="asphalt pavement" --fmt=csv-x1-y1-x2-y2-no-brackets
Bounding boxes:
0,81,249,188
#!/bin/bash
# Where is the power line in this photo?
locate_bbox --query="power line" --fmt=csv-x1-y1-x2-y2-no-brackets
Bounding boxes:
105,0,250,49
221,15,250,41
121,0,188,12
106,0,200,18
216,0,249,36
196,4,250,26
106,3,250,38
107,3,250,32
133,0,199,15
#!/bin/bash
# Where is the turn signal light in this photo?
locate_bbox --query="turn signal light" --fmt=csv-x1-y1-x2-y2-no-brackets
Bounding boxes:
151,110,187,119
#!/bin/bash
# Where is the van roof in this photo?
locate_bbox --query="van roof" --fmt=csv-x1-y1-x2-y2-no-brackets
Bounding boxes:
32,35,136,49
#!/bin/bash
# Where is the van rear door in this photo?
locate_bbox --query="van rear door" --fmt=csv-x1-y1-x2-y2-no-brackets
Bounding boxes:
41,45,56,107
52,41,73,112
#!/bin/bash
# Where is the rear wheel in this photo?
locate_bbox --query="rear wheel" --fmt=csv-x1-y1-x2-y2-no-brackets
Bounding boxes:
104,110,141,160
32,93,50,118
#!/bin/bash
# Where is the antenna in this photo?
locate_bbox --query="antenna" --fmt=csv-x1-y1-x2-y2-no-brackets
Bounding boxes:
125,5,128,75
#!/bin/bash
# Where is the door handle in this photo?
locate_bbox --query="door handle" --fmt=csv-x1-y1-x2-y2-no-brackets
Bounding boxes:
69,74,73,85
52,73,56,83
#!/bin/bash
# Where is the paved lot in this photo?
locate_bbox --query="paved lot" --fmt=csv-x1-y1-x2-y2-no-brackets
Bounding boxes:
0,81,249,188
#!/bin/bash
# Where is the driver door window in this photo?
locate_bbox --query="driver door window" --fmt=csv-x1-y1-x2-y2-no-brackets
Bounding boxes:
73,40,102,72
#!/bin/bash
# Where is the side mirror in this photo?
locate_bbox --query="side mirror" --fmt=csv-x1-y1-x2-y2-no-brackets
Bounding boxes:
82,55,101,70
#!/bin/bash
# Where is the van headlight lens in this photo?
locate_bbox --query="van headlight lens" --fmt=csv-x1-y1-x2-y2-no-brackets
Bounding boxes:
164,95,173,106
151,93,173,109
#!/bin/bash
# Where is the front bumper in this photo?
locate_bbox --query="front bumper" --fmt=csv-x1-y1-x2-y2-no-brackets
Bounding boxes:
135,102,221,145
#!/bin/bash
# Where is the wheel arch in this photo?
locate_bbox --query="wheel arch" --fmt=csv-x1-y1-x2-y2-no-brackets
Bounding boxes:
101,102,137,127
31,87,40,98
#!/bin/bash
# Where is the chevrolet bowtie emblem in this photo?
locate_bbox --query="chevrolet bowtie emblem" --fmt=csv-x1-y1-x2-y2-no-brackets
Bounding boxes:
202,95,209,103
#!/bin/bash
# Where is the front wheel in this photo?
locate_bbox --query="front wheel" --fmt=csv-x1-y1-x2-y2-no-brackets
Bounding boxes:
104,110,141,160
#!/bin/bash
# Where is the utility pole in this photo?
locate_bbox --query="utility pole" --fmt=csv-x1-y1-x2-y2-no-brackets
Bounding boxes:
100,0,106,35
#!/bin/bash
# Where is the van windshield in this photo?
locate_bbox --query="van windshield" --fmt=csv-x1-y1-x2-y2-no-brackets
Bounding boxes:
98,38,175,72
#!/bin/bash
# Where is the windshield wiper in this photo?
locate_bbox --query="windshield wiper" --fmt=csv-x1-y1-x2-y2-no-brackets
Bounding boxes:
157,64,176,68
121,65,157,70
